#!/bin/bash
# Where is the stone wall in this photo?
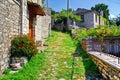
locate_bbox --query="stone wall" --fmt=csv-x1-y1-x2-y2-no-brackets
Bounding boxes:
77,12,94,28
0,0,21,74
89,53,120,80
93,13,99,28
82,38,120,56
35,15,43,46
76,11,104,28
0,0,50,73
22,0,29,35
41,8,51,39
35,8,51,47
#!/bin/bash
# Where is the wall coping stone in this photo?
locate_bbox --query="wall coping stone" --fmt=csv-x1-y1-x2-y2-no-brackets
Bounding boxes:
88,51,120,71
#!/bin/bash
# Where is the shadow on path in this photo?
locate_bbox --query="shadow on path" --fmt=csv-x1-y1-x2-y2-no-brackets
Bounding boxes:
71,51,80,80
70,41,103,80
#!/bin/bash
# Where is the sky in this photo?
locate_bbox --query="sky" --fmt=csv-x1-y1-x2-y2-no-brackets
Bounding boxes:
44,0,120,18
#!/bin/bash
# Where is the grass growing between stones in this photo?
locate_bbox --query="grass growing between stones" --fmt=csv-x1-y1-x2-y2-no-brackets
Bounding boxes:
0,30,101,80
38,30,101,80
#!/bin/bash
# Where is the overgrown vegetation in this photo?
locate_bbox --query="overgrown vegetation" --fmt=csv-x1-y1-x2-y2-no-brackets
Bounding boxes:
73,25,120,53
52,9,81,24
0,30,102,79
0,53,45,80
110,14,120,26
39,30,101,79
73,25,120,41
11,35,38,60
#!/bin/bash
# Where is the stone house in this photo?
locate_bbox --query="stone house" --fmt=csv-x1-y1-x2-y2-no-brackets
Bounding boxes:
0,0,51,74
75,8,105,28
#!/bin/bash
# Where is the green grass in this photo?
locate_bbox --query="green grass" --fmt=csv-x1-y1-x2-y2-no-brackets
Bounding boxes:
0,30,101,80
38,30,101,79
0,53,45,80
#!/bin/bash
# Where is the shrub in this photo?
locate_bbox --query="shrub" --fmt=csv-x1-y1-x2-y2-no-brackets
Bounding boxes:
11,35,38,60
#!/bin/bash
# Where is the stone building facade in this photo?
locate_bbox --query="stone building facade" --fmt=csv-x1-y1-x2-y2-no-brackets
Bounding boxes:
41,8,51,39
0,0,51,74
35,8,51,46
0,0,21,74
75,8,105,28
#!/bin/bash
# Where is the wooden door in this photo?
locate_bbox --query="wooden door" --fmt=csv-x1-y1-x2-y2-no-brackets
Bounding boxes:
29,12,35,40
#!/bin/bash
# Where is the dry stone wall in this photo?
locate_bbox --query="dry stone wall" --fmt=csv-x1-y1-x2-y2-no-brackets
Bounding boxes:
0,0,51,74
22,0,29,35
0,0,21,74
41,8,51,39
89,53,120,80
35,8,51,47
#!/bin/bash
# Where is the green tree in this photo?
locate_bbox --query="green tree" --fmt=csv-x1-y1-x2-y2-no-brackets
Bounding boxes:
52,9,81,30
42,0,45,4
57,9,81,23
115,14,120,26
111,25,120,36
51,10,56,15
91,3,110,20
109,18,116,26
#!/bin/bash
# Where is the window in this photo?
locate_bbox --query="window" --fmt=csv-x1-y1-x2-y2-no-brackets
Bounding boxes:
26,5,29,19
95,14,98,22
81,15,84,22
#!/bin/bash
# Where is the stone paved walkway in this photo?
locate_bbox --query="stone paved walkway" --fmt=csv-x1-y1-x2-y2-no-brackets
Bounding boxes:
38,31,102,80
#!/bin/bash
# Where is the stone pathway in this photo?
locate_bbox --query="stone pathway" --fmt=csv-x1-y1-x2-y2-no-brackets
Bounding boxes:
38,31,102,80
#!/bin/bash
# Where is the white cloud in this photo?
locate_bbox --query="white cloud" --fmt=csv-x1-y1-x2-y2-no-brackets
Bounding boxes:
109,14,116,19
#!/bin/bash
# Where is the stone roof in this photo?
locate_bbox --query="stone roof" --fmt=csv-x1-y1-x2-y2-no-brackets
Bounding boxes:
75,8,99,15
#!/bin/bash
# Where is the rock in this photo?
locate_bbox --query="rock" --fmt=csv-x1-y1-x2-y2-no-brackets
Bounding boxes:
10,63,21,71
59,78,65,80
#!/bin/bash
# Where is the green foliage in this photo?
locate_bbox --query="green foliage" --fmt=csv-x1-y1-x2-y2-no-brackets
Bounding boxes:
74,25,120,41
109,18,116,26
74,28,89,41
60,9,81,21
42,0,45,4
45,30,59,43
1,53,45,80
3,69,10,75
53,9,81,24
91,3,110,20
110,25,120,36
69,12,81,21
115,14,120,26
100,16,109,25
44,30,100,79
51,10,56,15
11,35,38,60
59,9,67,20
1,30,101,79
95,25,111,41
